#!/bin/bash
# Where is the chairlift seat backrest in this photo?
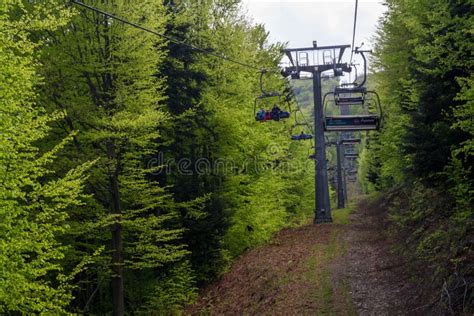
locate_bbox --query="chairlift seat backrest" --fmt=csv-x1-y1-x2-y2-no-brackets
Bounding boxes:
334,86,367,106
334,86,367,94
345,154,358,159
335,96,365,106
341,138,361,144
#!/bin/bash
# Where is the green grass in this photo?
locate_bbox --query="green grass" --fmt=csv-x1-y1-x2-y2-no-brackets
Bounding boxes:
332,203,355,225
302,202,357,314
341,279,358,315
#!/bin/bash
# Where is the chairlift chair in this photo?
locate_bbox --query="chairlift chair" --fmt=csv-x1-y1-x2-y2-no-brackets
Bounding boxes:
344,153,358,159
323,90,382,131
323,48,383,132
334,86,367,106
341,138,361,144
291,132,313,141
289,108,313,140
254,70,291,122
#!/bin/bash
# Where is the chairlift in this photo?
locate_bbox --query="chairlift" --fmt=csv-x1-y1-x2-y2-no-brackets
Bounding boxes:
331,65,366,105
322,48,383,132
344,153,358,159
335,62,365,103
341,131,358,139
291,131,313,141
341,138,361,144
334,86,366,106
323,90,382,131
254,70,291,122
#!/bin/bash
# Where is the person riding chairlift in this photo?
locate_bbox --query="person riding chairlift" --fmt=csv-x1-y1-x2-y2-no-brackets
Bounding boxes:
256,108,266,121
271,104,282,121
255,104,289,122
256,108,272,122
272,104,290,120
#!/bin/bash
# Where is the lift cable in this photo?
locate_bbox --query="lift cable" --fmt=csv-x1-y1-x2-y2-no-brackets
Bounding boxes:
289,85,315,147
70,0,270,72
295,104,313,135
349,0,359,65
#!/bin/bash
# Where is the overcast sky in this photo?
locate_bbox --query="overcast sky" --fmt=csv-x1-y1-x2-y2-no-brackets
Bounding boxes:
241,0,387,67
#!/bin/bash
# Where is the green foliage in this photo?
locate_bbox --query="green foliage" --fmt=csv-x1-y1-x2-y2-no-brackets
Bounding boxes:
363,0,473,312
141,261,198,313
388,183,473,312
2,0,318,313
0,1,89,313
452,74,474,159
158,0,314,283
37,0,190,312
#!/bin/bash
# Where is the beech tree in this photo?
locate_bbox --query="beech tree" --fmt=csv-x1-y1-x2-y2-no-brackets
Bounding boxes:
0,1,90,313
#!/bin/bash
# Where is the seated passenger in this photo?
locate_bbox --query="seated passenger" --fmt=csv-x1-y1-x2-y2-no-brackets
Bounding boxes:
255,108,265,121
271,104,281,121
256,104,290,122
264,111,272,121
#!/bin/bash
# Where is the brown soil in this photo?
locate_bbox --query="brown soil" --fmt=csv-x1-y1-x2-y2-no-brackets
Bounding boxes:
344,198,420,315
187,197,421,315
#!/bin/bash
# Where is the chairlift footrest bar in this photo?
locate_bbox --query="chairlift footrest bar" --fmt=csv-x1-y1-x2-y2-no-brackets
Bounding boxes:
324,115,380,131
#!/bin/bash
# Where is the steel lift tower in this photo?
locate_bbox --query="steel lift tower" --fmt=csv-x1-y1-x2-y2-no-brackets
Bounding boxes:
282,42,350,223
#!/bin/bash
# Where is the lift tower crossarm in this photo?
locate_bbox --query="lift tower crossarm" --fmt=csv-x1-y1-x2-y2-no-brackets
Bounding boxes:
284,44,350,53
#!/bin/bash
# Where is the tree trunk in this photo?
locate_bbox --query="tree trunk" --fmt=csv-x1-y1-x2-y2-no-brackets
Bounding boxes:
102,11,124,315
108,141,124,316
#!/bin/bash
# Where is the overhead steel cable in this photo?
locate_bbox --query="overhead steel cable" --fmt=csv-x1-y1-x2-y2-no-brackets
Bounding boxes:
349,0,359,64
296,107,315,148
288,83,314,147
70,0,267,72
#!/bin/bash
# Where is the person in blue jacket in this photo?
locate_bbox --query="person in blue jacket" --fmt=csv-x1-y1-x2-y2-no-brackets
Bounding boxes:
255,108,266,121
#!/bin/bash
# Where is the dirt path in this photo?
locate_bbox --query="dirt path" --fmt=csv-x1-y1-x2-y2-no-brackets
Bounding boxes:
343,198,419,315
188,197,419,315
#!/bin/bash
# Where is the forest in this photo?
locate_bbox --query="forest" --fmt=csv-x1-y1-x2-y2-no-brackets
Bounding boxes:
0,0,472,314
